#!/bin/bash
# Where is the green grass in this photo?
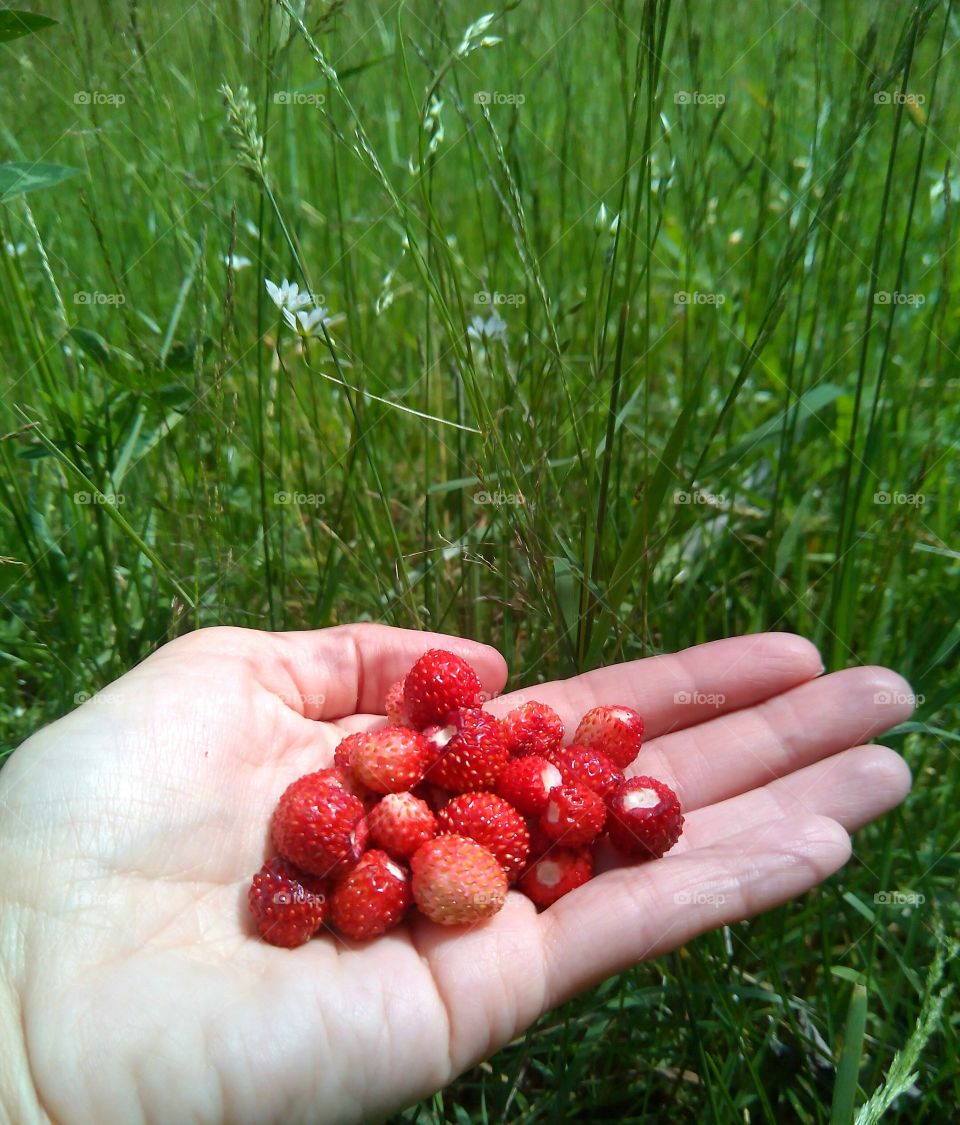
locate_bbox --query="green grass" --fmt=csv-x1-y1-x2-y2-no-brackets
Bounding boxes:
1,0,959,1119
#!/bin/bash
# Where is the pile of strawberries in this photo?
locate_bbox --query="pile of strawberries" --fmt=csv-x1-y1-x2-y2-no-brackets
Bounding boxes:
248,649,684,947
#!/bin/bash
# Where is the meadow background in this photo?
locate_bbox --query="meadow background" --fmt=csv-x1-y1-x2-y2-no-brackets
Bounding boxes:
1,0,958,1120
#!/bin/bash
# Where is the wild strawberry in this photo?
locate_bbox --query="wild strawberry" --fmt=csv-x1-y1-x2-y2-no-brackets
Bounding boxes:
248,857,329,948
518,847,593,908
385,679,413,726
315,763,374,807
350,726,430,794
368,791,437,859
330,850,412,941
574,705,644,769
437,792,530,880
539,784,606,846
333,730,369,772
501,701,564,758
496,754,564,817
547,744,624,799
606,776,683,859
272,771,368,878
403,649,483,728
424,708,509,792
411,834,507,925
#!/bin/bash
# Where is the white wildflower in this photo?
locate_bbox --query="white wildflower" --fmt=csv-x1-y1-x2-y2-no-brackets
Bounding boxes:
224,254,253,270
265,277,314,312
468,311,507,344
282,305,332,338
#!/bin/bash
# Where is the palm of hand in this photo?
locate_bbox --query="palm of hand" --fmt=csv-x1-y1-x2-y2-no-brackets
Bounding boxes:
0,625,913,1124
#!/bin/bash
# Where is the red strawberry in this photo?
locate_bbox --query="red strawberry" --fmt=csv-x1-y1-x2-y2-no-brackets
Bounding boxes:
606,776,683,858
411,834,507,925
334,730,369,772
547,744,624,799
424,707,509,792
330,850,412,941
350,726,430,794
403,649,483,728
574,705,644,768
540,784,606,846
437,792,529,880
368,791,437,859
496,754,564,817
272,772,368,878
316,764,375,807
385,679,413,726
501,701,564,758
518,847,593,908
248,857,329,948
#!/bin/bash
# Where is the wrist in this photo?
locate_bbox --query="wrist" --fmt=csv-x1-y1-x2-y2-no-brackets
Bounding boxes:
0,925,46,1123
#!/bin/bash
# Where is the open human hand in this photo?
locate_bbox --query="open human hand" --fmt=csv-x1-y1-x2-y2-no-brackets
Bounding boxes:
0,625,914,1124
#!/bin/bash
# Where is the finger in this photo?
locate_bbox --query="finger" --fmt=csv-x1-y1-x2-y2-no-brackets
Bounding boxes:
672,745,911,852
158,623,509,720
540,813,851,1008
637,666,915,811
271,624,509,720
485,632,823,739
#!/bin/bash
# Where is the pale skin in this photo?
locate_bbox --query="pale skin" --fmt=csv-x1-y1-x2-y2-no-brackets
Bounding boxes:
0,625,915,1124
